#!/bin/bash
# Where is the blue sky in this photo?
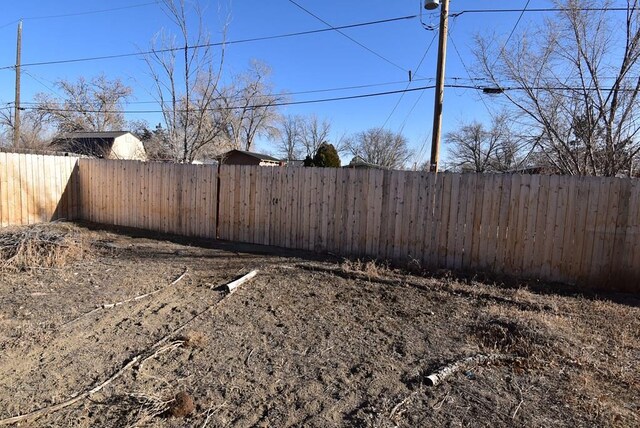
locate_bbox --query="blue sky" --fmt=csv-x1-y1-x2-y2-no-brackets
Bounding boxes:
0,0,565,164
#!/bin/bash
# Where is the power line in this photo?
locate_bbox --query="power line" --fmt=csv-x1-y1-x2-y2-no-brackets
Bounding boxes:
20,85,444,114
25,2,158,21
0,20,20,30
450,6,639,17
490,0,531,70
0,2,158,30
0,14,417,71
14,80,637,112
16,77,437,105
381,32,438,129
22,70,61,96
447,21,497,121
287,0,410,73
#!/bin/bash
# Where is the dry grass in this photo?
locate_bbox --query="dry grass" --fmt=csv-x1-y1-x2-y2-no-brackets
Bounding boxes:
341,259,391,279
0,223,90,272
180,330,208,349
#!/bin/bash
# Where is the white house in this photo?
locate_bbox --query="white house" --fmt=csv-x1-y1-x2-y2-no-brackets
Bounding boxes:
51,131,147,161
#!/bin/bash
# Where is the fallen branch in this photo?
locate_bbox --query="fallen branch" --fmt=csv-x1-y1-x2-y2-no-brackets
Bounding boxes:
101,269,187,309
214,270,258,294
425,353,518,387
62,268,188,327
389,391,419,419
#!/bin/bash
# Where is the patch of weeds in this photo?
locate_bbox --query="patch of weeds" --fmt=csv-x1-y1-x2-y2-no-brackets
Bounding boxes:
341,259,391,279
0,223,90,272
180,330,208,349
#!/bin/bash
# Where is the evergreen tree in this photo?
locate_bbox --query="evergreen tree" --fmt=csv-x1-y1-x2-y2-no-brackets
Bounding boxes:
310,142,340,167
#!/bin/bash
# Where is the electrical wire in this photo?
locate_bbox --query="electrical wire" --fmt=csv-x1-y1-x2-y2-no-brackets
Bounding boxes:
23,2,159,21
18,85,440,114
0,14,417,71
0,2,159,30
287,0,410,73
16,76,436,106
489,0,531,70
380,32,438,129
14,81,636,116
447,25,497,120
450,6,639,17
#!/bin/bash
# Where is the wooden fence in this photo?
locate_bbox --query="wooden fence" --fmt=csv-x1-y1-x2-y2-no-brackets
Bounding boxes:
78,158,217,239
0,152,79,226
1,153,639,290
217,165,640,289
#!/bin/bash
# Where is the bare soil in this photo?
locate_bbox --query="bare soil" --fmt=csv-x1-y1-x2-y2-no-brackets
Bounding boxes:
0,223,638,427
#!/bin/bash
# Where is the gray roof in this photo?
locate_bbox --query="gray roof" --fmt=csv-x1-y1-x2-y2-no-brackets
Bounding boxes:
219,149,281,162
59,131,131,139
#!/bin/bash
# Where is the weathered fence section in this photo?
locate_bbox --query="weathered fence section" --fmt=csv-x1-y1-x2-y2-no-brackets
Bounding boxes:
78,159,217,238
218,165,640,288
0,152,79,226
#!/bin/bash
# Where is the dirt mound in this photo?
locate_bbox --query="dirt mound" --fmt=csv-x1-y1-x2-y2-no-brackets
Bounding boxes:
471,316,562,362
168,391,195,418
0,223,90,272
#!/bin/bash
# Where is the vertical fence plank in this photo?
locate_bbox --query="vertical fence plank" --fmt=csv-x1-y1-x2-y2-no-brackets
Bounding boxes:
530,175,549,278
462,174,476,270
454,174,470,271
9,154,20,224
588,177,612,283
521,174,539,277
549,176,570,281
599,178,622,283
627,179,640,282
18,154,27,224
420,172,436,268
445,174,460,269
469,174,486,270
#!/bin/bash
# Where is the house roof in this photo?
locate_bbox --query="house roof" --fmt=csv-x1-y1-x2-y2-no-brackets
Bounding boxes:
60,131,131,139
218,149,281,162
50,131,136,158
346,156,386,169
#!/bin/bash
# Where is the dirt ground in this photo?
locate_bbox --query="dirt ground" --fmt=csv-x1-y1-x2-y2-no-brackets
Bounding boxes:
0,223,638,427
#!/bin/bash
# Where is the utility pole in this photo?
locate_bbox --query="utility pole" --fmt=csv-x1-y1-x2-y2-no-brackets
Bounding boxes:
14,20,22,148
428,0,449,173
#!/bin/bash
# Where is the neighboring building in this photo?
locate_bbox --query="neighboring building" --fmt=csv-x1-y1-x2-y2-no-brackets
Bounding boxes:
191,159,218,165
285,159,305,167
345,156,386,170
216,149,283,166
50,131,147,161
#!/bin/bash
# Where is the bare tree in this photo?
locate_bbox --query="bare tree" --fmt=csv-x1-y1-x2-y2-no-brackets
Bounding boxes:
0,107,51,148
476,0,640,176
346,127,412,169
215,61,284,152
35,74,132,134
299,114,331,157
145,0,226,163
446,113,523,172
275,114,303,161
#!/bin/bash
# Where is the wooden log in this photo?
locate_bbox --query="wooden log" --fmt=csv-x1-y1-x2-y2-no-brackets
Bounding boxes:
425,353,517,387
219,270,258,294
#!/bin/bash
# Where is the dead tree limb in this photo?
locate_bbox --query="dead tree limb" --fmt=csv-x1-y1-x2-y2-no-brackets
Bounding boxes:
425,353,518,387
213,270,258,294
62,268,188,327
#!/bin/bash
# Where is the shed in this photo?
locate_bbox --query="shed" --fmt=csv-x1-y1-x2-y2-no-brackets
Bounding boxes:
50,131,147,161
216,149,282,166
